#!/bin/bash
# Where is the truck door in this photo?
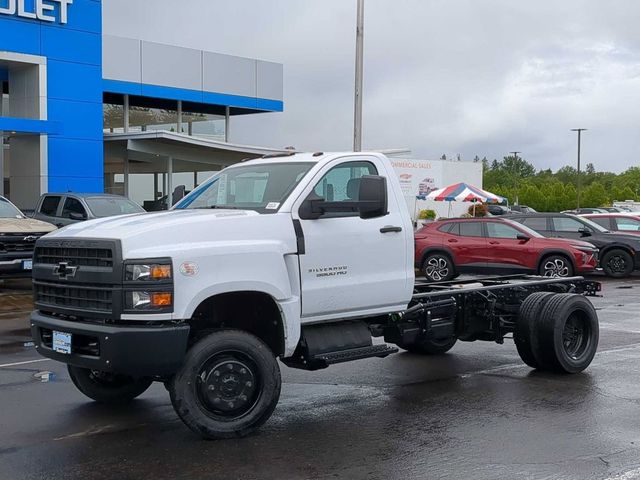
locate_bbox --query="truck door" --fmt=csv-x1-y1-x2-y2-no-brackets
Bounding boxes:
293,157,409,321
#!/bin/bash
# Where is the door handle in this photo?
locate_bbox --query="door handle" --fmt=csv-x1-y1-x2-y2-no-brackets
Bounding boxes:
447,238,458,243
489,241,499,245
380,226,402,233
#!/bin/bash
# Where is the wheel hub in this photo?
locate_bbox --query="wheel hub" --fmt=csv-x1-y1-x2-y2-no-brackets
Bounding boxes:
543,259,569,277
562,315,588,359
199,358,257,414
426,257,449,281
608,255,625,273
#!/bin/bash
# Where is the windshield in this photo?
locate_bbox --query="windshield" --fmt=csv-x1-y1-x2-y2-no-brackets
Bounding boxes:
174,162,315,213
0,197,25,219
85,197,145,218
574,215,609,233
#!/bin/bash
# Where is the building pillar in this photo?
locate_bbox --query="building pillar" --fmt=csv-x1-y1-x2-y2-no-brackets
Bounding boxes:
123,94,130,133
123,151,129,198
167,156,173,208
177,100,182,134
225,106,230,142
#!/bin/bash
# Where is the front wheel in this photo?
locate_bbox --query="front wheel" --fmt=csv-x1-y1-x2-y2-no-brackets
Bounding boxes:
602,249,634,278
67,366,152,403
169,329,281,440
539,255,573,278
422,253,455,282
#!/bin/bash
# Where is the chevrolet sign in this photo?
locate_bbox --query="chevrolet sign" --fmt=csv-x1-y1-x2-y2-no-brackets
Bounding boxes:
0,0,73,24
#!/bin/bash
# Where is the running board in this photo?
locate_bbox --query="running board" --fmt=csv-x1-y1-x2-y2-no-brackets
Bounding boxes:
315,344,399,366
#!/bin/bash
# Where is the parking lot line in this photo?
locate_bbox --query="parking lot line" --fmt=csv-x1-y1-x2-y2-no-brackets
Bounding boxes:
0,358,51,368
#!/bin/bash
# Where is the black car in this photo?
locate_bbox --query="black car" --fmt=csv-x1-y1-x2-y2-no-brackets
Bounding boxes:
510,213,640,278
487,205,511,216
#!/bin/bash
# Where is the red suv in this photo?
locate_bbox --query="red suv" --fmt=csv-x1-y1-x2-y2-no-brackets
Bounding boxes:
415,218,598,281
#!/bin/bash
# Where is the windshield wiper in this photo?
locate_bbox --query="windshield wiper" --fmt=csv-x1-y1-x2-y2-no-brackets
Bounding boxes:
195,205,241,210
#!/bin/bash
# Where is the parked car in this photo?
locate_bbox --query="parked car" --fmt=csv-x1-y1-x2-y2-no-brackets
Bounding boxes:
510,213,640,277
600,207,628,213
32,193,145,227
414,217,597,281
487,204,511,216
562,208,608,214
510,205,537,214
0,196,56,278
581,213,640,235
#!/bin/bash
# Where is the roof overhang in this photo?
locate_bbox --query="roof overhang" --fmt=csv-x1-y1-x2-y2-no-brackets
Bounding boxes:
105,130,292,167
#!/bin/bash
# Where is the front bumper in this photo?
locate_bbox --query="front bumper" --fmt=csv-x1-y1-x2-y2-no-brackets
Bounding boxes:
0,257,33,278
31,311,190,376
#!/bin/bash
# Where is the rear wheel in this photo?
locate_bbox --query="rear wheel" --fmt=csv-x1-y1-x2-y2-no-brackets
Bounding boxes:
422,253,455,282
530,293,599,373
538,255,573,278
602,249,634,278
169,329,281,439
399,336,457,355
67,366,152,403
514,292,555,368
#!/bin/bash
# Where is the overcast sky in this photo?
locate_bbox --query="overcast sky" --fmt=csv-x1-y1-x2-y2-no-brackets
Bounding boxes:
103,0,640,173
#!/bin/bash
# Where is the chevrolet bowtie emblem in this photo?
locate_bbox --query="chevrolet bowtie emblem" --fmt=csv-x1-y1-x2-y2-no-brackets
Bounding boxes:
53,262,78,279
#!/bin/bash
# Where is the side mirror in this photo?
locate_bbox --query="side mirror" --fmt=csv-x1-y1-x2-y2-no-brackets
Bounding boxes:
516,233,530,241
358,175,387,219
69,212,86,221
578,227,592,237
298,175,388,220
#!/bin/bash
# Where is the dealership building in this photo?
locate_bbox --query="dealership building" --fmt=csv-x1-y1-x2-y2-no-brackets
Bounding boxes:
0,0,284,209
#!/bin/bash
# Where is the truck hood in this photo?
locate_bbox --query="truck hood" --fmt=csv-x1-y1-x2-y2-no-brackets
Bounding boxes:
0,217,56,233
44,209,297,257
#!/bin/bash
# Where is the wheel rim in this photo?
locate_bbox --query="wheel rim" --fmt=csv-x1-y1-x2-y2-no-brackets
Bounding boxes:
607,254,627,273
195,351,261,420
543,258,569,277
425,257,449,281
562,313,590,360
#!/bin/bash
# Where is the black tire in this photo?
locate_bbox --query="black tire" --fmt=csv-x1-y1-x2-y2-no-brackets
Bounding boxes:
399,336,457,355
514,292,555,368
538,254,574,278
530,293,599,373
601,249,634,278
67,366,152,403
169,329,281,440
422,253,455,282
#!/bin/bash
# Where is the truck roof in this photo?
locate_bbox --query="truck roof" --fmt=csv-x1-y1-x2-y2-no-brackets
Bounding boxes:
240,151,387,166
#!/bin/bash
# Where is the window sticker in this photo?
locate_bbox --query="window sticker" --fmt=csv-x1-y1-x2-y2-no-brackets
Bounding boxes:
266,202,280,210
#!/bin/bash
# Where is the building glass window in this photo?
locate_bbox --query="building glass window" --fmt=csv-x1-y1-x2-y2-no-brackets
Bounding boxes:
181,110,225,140
129,105,179,133
103,103,124,133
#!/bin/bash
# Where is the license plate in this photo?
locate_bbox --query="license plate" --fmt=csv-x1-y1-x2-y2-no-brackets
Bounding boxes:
23,259,33,270
52,331,72,355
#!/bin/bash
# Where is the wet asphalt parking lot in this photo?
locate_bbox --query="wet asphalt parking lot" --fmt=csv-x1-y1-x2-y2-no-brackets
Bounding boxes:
1,275,639,480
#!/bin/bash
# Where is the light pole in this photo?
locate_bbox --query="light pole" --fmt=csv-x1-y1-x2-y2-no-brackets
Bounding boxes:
571,128,587,209
510,151,521,205
353,0,364,152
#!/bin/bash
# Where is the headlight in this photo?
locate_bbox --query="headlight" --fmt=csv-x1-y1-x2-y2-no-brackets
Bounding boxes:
126,291,173,310
571,245,596,252
125,262,172,281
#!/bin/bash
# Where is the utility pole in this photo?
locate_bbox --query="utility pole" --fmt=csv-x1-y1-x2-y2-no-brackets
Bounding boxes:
571,128,587,209
510,151,521,205
353,0,364,152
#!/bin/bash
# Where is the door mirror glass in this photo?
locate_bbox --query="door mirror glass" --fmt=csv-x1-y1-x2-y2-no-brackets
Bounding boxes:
299,175,388,220
578,227,592,237
516,233,530,241
69,212,86,221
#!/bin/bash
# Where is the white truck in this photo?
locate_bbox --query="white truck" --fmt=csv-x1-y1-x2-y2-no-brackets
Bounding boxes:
31,152,601,439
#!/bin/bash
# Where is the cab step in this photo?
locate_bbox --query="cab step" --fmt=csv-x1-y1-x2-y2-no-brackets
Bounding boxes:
314,344,399,365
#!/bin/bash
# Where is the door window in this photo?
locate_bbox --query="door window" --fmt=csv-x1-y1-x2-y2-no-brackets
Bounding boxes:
615,217,640,232
520,217,548,231
40,196,61,216
458,222,484,238
552,217,586,233
61,197,87,219
313,161,377,202
486,222,521,239
589,217,612,229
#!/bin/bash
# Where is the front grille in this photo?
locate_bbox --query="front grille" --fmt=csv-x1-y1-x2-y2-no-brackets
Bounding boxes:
34,246,113,268
34,281,114,313
0,233,43,253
